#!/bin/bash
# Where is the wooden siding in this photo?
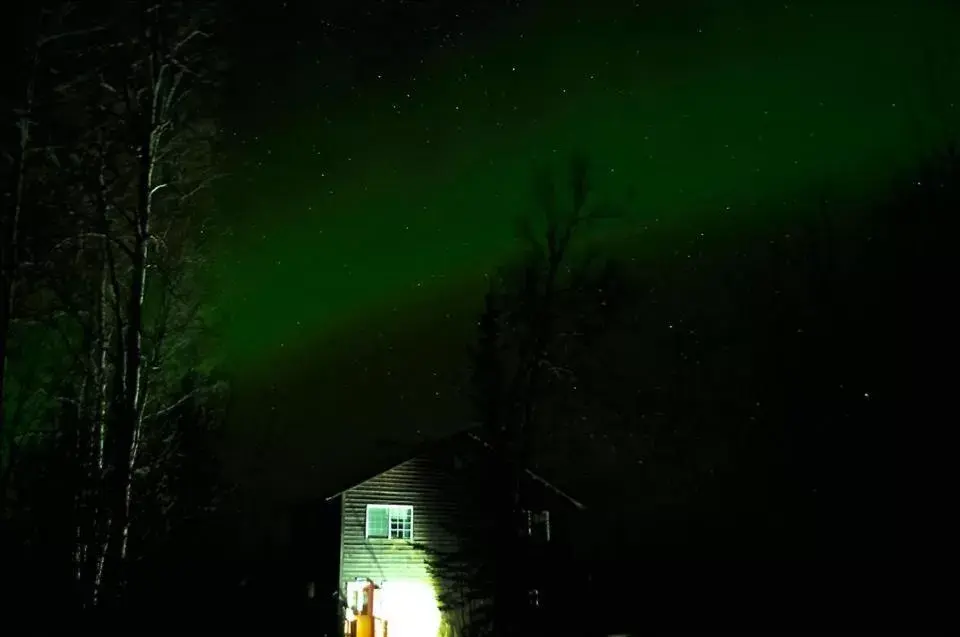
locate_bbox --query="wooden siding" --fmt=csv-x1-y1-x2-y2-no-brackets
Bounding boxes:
340,455,460,585
336,432,590,637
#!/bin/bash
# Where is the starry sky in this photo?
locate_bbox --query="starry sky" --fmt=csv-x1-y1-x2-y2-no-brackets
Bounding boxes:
213,0,959,497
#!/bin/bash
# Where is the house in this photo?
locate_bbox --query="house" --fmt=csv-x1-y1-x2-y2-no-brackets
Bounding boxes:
323,427,587,637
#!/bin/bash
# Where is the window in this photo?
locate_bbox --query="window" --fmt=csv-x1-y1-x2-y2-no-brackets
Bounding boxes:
522,509,551,542
528,588,540,608
366,504,413,540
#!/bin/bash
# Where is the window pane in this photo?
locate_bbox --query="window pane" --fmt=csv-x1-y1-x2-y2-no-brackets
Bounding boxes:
367,506,389,538
387,506,413,539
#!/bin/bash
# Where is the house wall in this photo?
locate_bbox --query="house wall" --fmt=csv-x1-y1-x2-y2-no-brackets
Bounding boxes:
339,454,460,585
337,438,590,636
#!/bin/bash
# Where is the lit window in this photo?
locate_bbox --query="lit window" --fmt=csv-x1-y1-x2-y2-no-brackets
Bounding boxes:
366,504,413,540
522,509,551,542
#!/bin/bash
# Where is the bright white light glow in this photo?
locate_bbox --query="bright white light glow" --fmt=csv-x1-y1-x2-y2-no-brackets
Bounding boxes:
377,580,442,637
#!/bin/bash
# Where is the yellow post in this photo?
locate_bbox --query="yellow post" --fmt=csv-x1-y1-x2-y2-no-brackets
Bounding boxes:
356,615,374,637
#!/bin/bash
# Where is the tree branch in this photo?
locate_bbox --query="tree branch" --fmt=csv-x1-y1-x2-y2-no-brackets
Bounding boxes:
49,232,135,260
172,30,211,56
141,387,202,422
38,25,109,48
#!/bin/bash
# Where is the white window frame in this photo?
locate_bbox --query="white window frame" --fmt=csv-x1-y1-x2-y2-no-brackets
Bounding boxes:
522,508,551,542
365,504,414,540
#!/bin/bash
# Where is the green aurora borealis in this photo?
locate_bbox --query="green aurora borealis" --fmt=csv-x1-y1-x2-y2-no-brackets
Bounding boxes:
217,0,958,487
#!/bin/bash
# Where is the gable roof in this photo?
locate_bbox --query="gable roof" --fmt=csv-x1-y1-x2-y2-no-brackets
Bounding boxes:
461,432,586,510
324,424,586,511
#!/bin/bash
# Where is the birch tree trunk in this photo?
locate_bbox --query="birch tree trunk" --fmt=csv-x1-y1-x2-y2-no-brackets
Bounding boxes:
0,0,220,612
0,8,42,508
2,0,112,551
93,0,219,605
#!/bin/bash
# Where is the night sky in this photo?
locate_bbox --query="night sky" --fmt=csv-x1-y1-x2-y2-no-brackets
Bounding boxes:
213,0,959,499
